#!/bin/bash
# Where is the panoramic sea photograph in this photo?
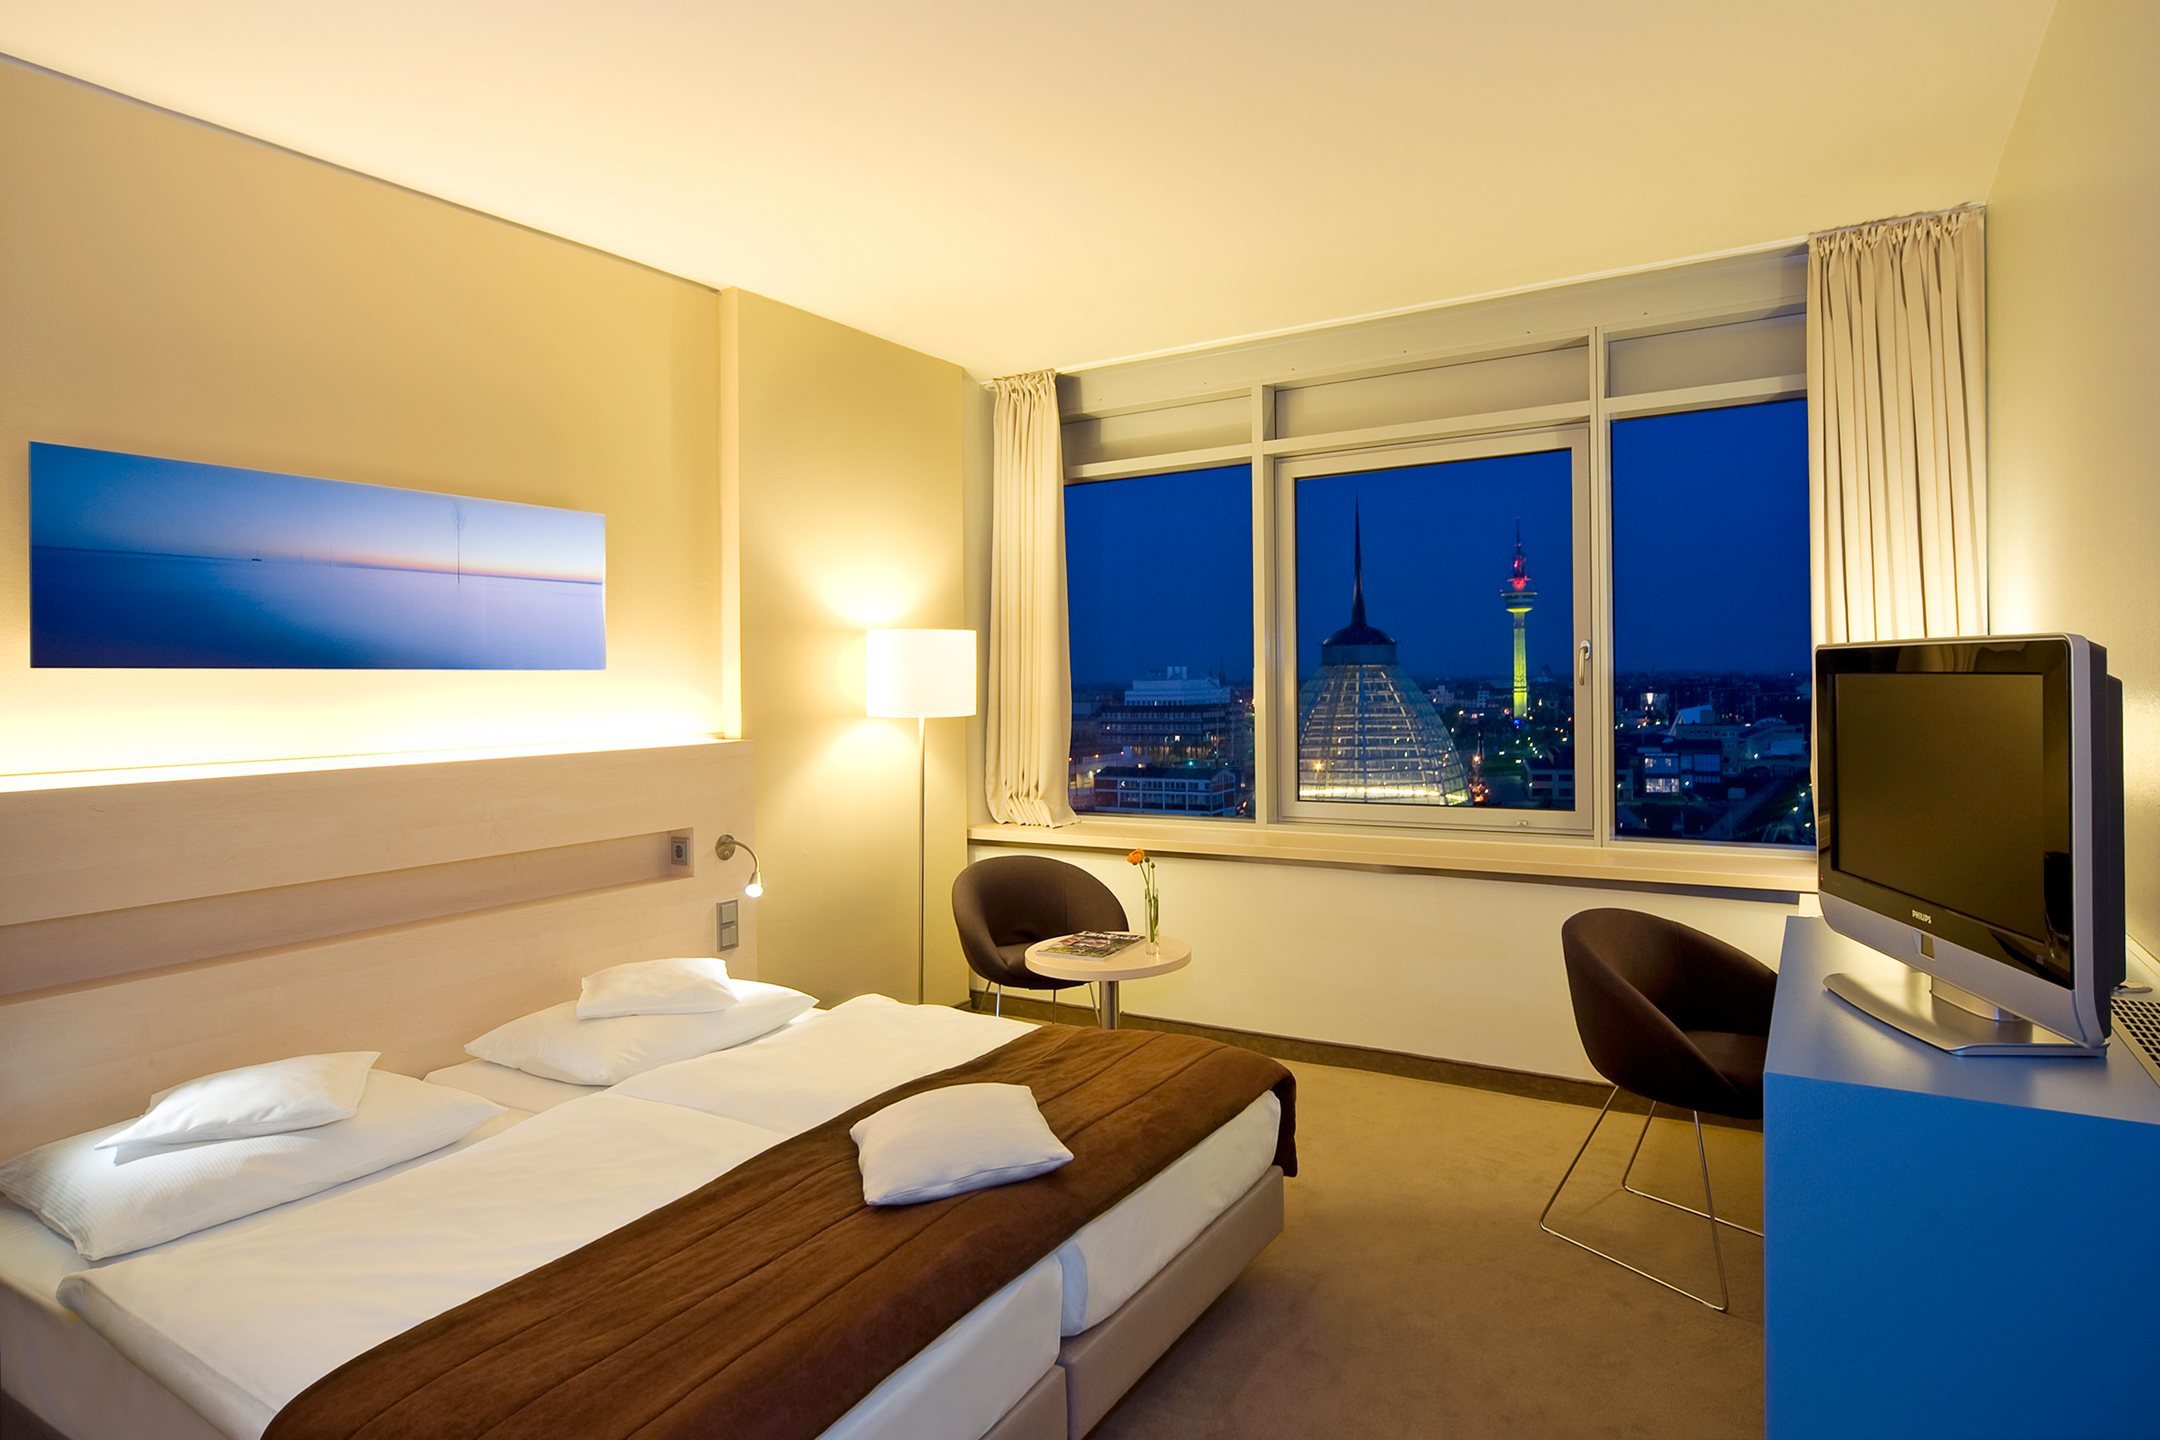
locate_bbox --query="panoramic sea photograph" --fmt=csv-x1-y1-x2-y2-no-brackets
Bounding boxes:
29,443,605,669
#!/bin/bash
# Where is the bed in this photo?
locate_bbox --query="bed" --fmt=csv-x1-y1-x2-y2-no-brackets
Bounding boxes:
0,747,1290,1440
2,997,1289,1440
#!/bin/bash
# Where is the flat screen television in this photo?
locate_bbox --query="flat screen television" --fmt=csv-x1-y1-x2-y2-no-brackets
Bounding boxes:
1815,635,2124,1053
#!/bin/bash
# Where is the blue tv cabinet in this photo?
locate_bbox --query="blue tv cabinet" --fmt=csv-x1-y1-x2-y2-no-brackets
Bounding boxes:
1766,917,2160,1439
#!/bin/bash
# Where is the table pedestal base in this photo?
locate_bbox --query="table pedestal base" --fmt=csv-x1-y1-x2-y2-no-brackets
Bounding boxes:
1099,981,1122,1031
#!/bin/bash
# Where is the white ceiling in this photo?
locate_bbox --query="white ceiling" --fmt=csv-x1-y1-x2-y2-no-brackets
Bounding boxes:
2,1,2055,377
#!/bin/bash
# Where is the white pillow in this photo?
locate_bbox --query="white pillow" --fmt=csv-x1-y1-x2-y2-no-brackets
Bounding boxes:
850,1083,1072,1207
0,1072,500,1260
577,956,737,1019
95,1051,380,1151
466,978,816,1086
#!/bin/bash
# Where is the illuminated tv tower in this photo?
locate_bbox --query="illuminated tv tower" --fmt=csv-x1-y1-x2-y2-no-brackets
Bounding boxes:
1501,523,1535,719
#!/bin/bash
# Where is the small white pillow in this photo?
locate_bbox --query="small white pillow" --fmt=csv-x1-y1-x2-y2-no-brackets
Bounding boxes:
850,1083,1072,1207
95,1051,380,1151
577,956,737,1019
466,978,816,1086
0,1072,501,1260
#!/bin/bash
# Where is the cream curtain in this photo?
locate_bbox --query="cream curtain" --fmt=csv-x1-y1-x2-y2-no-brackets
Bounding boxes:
985,370,1076,827
1807,207,1988,644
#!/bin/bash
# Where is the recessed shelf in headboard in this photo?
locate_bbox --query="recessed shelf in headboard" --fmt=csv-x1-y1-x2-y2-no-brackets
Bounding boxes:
0,829,699,1001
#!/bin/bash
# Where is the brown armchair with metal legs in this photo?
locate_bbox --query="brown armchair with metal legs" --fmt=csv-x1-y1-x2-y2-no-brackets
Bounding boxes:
951,856,1127,1019
1540,907,1776,1312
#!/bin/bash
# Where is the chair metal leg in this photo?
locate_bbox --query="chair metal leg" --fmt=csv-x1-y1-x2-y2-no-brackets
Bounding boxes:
1538,1086,1621,1233
1690,1111,1732,1310
1539,1086,1739,1313
993,984,1003,1018
1620,1102,1765,1238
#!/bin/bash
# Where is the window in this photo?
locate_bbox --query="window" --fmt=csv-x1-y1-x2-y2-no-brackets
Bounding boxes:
1283,433,1584,829
1610,399,1813,845
1050,283,1814,865
1064,464,1253,819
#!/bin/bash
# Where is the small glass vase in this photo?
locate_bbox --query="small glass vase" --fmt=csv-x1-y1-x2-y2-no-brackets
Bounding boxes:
1144,889,1160,950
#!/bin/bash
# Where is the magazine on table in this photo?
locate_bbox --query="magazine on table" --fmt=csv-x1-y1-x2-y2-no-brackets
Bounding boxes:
1039,930,1144,959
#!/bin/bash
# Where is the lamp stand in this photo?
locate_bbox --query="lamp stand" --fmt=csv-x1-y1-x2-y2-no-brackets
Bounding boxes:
914,714,927,1005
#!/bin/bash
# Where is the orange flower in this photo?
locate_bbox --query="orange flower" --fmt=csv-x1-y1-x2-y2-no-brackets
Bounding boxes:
1126,849,1147,865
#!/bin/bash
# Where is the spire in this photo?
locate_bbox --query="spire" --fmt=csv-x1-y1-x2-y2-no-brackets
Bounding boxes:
1508,519,1531,588
1320,497,1395,657
1350,501,1368,628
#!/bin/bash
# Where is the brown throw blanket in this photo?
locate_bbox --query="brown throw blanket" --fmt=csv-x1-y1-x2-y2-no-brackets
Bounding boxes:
268,1023,1295,1440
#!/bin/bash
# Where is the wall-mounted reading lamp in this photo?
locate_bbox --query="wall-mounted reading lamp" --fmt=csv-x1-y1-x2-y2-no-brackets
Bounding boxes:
714,834,763,898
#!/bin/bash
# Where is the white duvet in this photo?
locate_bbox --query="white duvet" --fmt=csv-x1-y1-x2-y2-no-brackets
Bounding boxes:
616,994,1034,1132
59,1095,784,1439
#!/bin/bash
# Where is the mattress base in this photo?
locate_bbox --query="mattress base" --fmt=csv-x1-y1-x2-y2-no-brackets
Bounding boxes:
981,1368,1066,1440
1057,1166,1285,1439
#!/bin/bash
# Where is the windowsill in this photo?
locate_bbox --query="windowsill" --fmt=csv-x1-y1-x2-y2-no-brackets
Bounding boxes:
966,817,1815,895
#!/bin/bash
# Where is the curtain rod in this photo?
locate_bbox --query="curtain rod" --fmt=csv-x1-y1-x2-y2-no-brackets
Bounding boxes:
1808,201,1985,242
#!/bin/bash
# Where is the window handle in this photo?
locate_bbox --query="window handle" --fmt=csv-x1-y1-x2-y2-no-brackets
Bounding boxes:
1577,640,1592,686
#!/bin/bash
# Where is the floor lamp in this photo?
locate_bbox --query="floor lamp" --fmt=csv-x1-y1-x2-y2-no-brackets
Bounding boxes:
866,628,977,1004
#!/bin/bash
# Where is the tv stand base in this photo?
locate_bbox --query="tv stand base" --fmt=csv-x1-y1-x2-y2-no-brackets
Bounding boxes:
1824,968,2103,1056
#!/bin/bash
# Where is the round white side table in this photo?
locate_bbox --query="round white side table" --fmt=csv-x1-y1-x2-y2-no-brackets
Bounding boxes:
1023,935,1191,1030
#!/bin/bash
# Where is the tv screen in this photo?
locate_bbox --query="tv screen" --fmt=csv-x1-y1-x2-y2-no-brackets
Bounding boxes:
1815,635,2122,1051
1831,672,2065,949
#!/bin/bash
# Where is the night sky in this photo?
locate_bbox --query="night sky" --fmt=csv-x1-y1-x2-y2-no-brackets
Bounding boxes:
1064,398,1809,687
1065,464,1254,686
1295,449,1574,683
1611,398,1810,674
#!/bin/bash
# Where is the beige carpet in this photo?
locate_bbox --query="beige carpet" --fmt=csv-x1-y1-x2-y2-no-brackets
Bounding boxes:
1094,1060,1766,1440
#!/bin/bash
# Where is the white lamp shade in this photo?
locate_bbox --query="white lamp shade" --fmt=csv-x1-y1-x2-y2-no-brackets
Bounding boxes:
866,628,977,718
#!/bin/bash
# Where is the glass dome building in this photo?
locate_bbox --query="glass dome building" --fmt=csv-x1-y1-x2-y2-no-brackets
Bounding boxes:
1296,515,1472,805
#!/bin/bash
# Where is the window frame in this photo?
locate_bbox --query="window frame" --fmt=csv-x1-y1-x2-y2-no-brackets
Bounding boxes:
1595,378,1810,854
1271,426,1595,836
1061,457,1260,823
1051,300,1813,867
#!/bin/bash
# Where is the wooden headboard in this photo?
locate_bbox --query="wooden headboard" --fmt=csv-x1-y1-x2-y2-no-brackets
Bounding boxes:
0,740,755,1156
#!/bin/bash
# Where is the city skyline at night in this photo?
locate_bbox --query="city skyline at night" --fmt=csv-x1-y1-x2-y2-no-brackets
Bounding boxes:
1063,399,1813,842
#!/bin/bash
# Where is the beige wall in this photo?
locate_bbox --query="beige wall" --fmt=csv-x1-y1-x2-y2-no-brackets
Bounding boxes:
0,60,725,774
725,290,973,1004
1987,0,2160,950
973,844,1799,1081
